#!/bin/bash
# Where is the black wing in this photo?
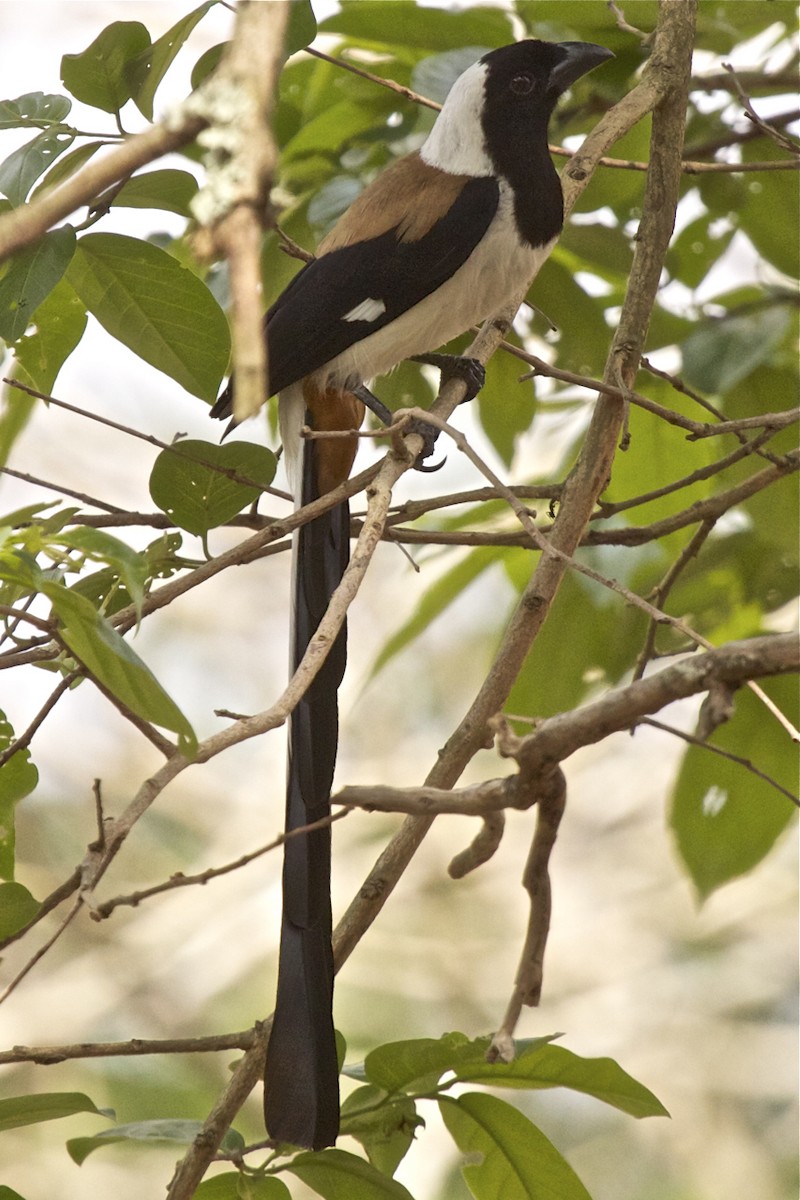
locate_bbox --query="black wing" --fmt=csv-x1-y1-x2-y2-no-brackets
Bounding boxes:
211,176,499,419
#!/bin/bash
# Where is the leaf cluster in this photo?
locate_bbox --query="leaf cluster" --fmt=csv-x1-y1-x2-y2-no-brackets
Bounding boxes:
0,1033,668,1199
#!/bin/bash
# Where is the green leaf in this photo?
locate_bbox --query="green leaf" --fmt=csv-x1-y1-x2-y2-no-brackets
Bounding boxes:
282,99,394,162
195,1175,291,1199
60,21,151,114
40,580,196,756
533,255,610,378
670,675,799,900
288,1148,416,1200
507,565,650,718
364,1033,498,1094
109,168,199,217
67,1118,243,1165
31,140,106,200
191,43,226,90
478,337,537,466
0,1091,111,1132
0,1184,29,1200
680,305,791,395
441,1091,592,1200
558,221,632,281
321,2,513,51
0,710,39,880
0,500,60,529
373,548,506,677
0,92,71,129
286,0,318,55
0,881,40,940
341,1084,420,1177
739,139,800,279
126,2,216,121
66,232,230,401
411,47,486,104
453,1042,669,1119
57,527,149,619
10,274,87,394
2,277,86,465
665,212,734,292
149,440,276,536
0,128,76,207
0,548,41,592
0,226,77,343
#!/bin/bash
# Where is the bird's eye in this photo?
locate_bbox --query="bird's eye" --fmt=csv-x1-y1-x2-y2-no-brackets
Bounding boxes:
510,73,534,95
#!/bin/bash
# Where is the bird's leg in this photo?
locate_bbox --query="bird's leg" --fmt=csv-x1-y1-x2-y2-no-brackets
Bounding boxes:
353,384,444,473
401,353,487,471
409,353,486,403
352,384,394,428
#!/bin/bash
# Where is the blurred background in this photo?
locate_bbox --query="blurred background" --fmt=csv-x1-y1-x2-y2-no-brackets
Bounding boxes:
0,3,796,1199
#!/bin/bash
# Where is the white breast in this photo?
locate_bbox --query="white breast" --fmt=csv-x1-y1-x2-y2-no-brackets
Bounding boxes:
313,183,555,392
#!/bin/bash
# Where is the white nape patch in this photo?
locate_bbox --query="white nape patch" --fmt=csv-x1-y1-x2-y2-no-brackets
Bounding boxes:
421,60,493,178
342,297,386,323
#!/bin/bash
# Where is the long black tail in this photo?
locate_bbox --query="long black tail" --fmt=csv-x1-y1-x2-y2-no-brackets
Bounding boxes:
264,428,347,1149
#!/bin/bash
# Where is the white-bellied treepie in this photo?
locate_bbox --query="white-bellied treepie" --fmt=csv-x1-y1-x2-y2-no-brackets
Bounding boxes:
211,37,613,1151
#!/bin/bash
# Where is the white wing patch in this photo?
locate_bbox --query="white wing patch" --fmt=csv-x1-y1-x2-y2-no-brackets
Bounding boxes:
342,297,387,323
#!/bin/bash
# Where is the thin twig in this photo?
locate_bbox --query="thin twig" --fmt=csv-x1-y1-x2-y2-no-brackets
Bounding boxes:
0,465,126,514
0,1030,255,1066
639,715,799,805
0,673,76,769
632,519,716,680
93,810,350,919
489,766,566,1056
723,62,800,157
0,898,82,1005
3,378,287,497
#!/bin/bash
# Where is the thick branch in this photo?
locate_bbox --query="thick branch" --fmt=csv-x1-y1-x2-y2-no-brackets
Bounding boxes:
194,1,288,421
506,633,798,773
0,119,206,264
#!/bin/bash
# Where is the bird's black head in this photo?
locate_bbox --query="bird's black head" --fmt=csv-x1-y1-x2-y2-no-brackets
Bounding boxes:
480,39,613,161
477,39,612,246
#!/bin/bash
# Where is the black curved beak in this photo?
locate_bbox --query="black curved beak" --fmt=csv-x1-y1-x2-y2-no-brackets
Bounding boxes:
550,41,614,94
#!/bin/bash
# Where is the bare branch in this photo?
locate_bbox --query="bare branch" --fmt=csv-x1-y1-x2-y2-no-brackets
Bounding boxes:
632,519,716,680
93,810,350,919
0,897,82,1006
505,632,798,775
0,1030,255,1066
490,765,566,1053
640,716,800,806
0,117,208,264
192,2,288,422
722,62,800,157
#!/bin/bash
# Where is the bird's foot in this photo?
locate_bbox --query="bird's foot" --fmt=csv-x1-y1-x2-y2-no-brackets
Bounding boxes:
353,384,443,472
409,353,486,403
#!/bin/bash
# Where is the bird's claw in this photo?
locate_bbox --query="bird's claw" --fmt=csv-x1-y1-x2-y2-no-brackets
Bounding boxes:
410,353,486,403
404,415,446,473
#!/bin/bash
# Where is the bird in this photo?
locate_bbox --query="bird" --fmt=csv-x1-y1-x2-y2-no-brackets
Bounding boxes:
211,37,613,1151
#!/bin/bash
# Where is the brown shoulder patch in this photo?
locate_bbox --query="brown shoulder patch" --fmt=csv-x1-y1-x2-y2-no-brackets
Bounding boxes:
318,152,471,253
